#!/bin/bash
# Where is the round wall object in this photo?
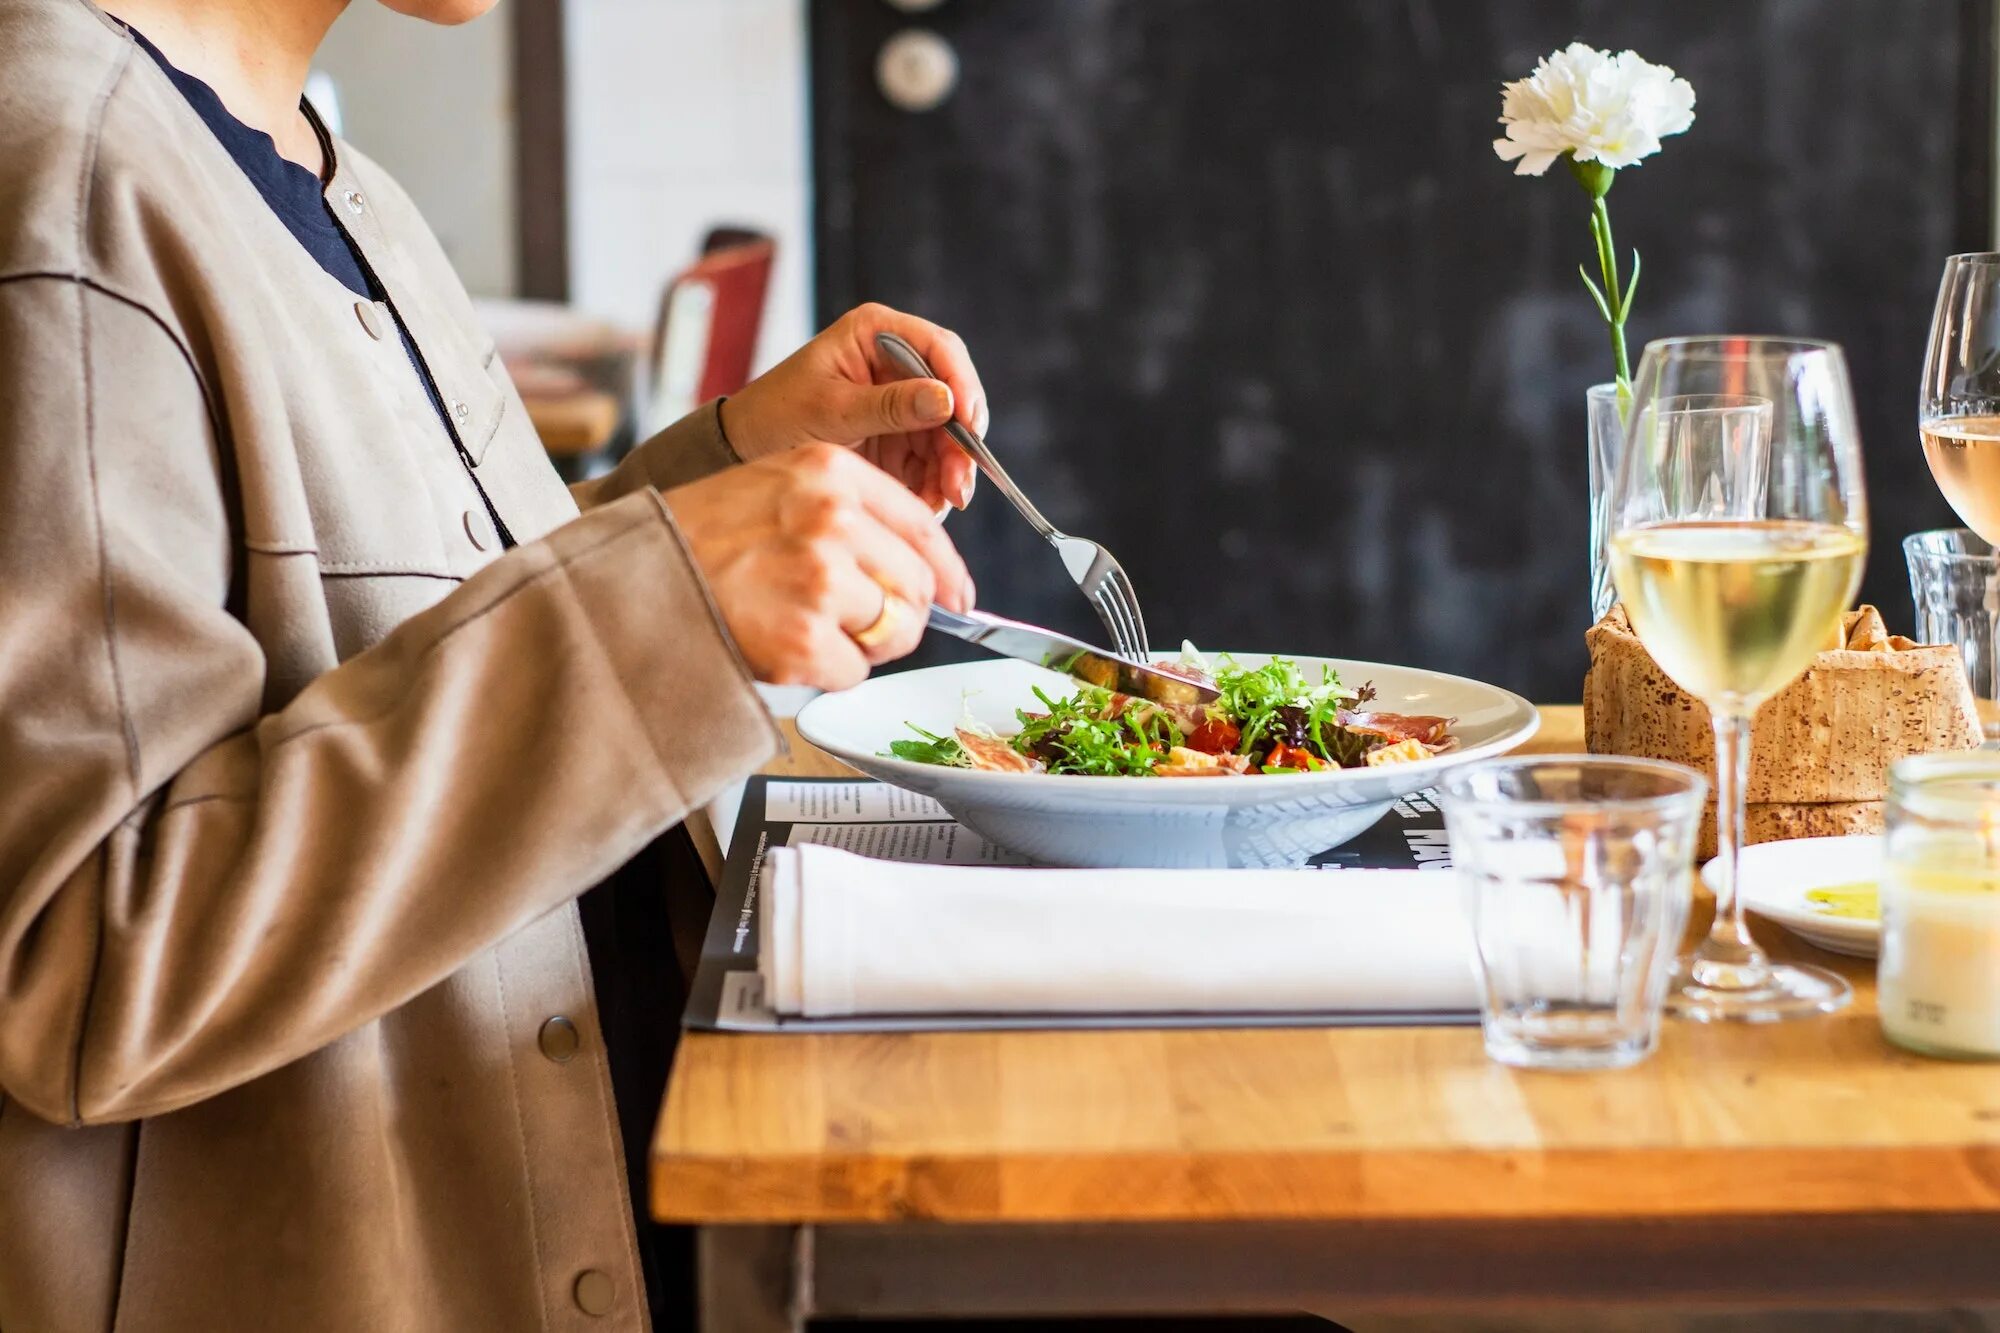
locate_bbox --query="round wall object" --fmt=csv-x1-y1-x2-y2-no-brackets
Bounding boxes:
876,28,959,113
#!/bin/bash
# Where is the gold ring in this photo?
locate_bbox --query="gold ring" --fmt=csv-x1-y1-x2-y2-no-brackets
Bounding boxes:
851,581,907,650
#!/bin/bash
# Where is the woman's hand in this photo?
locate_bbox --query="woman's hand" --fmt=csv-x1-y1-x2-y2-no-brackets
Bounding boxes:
663,443,974,690
718,304,986,512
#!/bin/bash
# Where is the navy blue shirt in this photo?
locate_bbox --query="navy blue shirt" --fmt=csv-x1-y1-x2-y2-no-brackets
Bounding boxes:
129,27,458,442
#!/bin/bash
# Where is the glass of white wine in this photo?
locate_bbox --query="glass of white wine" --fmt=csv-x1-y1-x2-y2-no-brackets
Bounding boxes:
1610,337,1867,1022
1922,254,2000,542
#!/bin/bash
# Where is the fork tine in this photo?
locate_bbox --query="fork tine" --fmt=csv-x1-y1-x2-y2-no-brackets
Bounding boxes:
1096,588,1144,660
1085,583,1136,661
1084,585,1128,658
1090,563,1143,662
1100,580,1143,663
1105,564,1150,661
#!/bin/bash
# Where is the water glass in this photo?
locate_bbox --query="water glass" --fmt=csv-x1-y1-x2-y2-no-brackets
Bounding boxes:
1905,528,2000,739
1441,757,1706,1071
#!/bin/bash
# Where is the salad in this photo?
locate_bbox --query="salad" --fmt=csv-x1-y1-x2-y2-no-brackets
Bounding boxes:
888,649,1454,777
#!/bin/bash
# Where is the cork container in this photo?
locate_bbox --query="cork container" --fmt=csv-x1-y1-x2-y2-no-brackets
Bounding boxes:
1584,605,1983,858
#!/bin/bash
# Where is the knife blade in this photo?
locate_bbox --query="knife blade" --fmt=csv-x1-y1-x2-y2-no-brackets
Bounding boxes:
925,606,1218,706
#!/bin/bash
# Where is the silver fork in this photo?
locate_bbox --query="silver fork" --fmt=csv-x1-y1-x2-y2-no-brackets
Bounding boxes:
873,331,1151,662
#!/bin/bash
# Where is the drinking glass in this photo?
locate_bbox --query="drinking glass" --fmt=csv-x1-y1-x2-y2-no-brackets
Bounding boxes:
1904,528,2000,739
1921,254,2000,547
1442,756,1706,1070
1609,337,1868,1021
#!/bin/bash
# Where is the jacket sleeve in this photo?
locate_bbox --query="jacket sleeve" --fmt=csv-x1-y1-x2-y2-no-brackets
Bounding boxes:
570,398,742,511
0,276,779,1126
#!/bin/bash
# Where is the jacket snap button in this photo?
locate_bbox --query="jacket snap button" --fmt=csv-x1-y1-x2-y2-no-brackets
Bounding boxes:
462,509,490,552
538,1016,579,1063
572,1269,615,1316
452,399,471,421
353,301,384,340
343,189,365,214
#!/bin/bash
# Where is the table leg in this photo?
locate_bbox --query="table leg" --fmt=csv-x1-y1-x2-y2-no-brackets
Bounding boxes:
697,1225,809,1333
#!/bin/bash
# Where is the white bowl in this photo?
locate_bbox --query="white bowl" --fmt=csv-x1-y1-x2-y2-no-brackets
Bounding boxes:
1701,834,1882,958
796,653,1540,868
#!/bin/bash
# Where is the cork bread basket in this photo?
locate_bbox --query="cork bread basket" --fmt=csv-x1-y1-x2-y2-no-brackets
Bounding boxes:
1584,605,1983,858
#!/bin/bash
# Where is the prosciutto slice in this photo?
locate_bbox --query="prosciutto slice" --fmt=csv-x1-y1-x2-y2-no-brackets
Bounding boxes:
955,729,1041,773
1337,710,1456,750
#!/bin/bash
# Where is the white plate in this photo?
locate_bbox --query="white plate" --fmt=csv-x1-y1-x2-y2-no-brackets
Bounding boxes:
796,653,1539,868
1701,835,1881,958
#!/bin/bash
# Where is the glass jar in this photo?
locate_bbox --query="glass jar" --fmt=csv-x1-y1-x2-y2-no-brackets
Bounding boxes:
1880,753,2000,1060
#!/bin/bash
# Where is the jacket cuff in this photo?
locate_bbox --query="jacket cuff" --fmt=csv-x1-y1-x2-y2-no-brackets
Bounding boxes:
570,400,742,512
565,488,780,806
630,399,741,490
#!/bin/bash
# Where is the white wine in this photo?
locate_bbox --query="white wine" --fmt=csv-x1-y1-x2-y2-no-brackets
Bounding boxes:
1921,415,2000,546
1610,520,1866,710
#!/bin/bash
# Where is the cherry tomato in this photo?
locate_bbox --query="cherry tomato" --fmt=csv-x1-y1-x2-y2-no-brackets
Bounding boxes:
1186,716,1242,755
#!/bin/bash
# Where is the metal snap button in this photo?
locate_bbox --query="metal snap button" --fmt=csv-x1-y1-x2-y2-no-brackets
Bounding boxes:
572,1269,615,1317
452,399,471,421
537,1015,579,1063
353,301,384,340
343,189,365,214
462,509,490,553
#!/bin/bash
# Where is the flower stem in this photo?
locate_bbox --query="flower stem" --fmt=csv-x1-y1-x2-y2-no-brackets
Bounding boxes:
1589,195,1631,396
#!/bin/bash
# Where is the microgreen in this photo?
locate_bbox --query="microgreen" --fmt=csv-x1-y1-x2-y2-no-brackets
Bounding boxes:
886,724,971,767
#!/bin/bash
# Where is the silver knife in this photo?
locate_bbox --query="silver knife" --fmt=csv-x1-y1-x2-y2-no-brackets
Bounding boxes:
926,605,1217,706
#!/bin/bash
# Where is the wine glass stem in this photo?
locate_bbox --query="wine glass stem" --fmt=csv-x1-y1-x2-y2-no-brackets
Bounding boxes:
1697,709,1767,977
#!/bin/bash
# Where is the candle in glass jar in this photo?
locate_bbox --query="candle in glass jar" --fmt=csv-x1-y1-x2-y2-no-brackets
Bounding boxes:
1879,859,2000,1058
1879,755,2000,1061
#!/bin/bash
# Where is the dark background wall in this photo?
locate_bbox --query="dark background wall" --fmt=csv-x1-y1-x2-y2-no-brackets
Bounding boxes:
813,0,1994,701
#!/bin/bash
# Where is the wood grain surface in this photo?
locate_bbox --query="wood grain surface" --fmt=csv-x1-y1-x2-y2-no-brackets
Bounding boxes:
653,707,2000,1225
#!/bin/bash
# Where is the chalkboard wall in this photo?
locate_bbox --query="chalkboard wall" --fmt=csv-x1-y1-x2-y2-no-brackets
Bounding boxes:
813,0,1994,700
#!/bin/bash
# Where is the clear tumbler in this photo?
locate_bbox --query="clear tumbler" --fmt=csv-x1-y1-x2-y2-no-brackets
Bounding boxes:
1441,756,1706,1071
1905,528,2000,740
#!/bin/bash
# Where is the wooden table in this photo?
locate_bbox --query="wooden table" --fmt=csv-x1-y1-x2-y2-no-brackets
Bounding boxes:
653,708,2000,1329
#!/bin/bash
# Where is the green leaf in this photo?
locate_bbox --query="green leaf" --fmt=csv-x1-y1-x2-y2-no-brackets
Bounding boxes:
1577,266,1615,323
1619,249,1643,320
885,724,972,768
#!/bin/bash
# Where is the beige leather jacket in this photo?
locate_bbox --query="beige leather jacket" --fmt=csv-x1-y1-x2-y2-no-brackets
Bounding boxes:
0,1,780,1327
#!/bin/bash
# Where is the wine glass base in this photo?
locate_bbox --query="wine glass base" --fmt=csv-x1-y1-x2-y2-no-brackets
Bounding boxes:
1666,959,1853,1024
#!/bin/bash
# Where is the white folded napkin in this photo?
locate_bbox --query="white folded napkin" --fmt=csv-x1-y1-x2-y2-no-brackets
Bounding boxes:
759,844,1478,1018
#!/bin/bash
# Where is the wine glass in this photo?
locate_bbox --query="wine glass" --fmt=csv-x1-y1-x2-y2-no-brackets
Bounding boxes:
1921,254,2000,545
1609,337,1867,1022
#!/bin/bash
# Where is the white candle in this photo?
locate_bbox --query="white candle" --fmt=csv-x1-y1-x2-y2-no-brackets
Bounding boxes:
1879,861,2000,1059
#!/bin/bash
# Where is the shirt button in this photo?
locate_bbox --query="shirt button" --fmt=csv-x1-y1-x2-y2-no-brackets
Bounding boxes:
537,1015,579,1063
462,509,490,552
343,189,365,214
353,301,384,340
572,1269,615,1317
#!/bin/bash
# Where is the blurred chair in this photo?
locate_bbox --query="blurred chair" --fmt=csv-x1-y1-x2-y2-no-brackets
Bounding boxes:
642,227,775,438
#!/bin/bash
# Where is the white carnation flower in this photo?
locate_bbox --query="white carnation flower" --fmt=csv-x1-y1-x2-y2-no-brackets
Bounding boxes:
1493,42,1695,177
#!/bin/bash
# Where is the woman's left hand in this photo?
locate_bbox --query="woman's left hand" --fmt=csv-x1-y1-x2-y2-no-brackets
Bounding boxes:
718,304,985,512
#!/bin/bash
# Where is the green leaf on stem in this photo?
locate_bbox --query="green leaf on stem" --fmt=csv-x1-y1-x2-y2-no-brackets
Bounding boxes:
1619,249,1643,320
1578,265,1615,323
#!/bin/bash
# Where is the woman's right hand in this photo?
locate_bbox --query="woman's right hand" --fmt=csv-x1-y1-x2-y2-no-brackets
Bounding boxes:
662,444,974,690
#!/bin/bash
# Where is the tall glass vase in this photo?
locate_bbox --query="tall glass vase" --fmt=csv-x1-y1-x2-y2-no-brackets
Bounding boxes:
1586,382,1625,622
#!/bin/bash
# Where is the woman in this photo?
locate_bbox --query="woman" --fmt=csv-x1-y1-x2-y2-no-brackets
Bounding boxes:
0,0,982,1328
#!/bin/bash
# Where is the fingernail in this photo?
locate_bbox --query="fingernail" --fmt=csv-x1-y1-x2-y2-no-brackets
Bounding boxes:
918,381,953,423
963,576,976,609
